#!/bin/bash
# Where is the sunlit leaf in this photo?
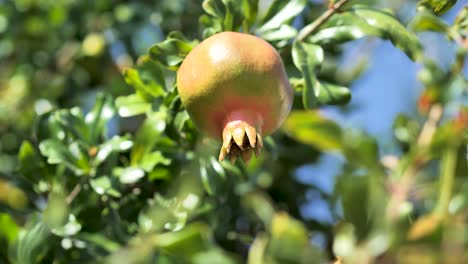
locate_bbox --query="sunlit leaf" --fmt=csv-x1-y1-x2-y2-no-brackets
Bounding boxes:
39,139,89,175
242,0,259,29
149,36,197,70
292,41,322,108
409,11,448,32
139,151,171,172
352,7,423,60
85,93,115,144
407,214,442,240
282,111,343,151
123,58,166,99
308,12,382,45
90,176,121,198
259,24,297,42
119,167,145,184
257,0,307,33
43,190,69,229
94,135,133,166
418,0,458,14
269,212,322,263
115,93,151,117
0,213,19,243
15,220,50,264
18,141,48,182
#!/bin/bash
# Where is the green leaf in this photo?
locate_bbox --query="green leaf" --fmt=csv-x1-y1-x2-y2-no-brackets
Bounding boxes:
15,221,50,264
247,234,269,264
418,0,458,14
269,212,322,263
18,141,48,182
453,6,467,36
0,213,19,243
282,111,343,151
242,0,259,29
307,12,382,45
192,249,240,264
292,41,351,107
202,0,244,31
352,7,423,60
78,233,121,253
202,0,225,18
94,135,133,166
149,37,197,70
43,190,69,229
123,57,166,99
409,11,448,32
131,110,168,166
258,24,297,42
115,93,151,117
174,111,190,132
85,93,115,144
39,139,89,175
118,167,145,184
200,159,214,195
54,108,90,143
292,41,323,108
90,176,121,198
152,223,213,260
256,0,307,33
139,151,171,172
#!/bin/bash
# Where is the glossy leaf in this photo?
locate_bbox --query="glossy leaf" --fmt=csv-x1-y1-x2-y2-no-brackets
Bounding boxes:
418,0,458,14
115,93,151,117
123,58,166,99
202,0,244,32
259,24,297,42
90,176,121,197
292,41,322,108
85,93,115,145
308,12,382,45
257,0,307,33
130,110,168,166
292,41,351,107
0,213,19,243
409,11,448,32
149,38,196,70
43,190,69,229
268,212,323,263
139,151,171,172
242,0,259,29
15,221,50,264
152,223,212,260
352,7,423,60
18,141,48,182
119,167,145,184
39,139,89,175
93,135,133,166
282,111,343,151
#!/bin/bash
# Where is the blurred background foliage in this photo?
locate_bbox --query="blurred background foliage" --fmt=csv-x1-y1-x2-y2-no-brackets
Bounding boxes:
0,0,466,263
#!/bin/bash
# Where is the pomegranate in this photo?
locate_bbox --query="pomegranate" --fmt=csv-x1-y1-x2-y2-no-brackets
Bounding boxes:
176,32,293,163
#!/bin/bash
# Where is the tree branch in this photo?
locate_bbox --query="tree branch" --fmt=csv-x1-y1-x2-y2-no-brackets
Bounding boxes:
297,0,351,41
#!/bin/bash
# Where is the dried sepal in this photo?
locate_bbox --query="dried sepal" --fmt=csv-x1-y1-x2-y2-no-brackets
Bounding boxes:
219,121,263,163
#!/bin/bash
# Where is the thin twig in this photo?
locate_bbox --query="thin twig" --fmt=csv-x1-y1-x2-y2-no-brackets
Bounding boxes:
66,183,82,204
297,0,351,41
387,104,444,221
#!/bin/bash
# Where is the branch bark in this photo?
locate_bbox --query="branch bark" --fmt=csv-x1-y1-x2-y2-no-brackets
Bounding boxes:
297,0,350,41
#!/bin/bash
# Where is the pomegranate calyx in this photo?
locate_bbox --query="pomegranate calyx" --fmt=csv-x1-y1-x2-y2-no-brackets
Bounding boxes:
219,120,263,164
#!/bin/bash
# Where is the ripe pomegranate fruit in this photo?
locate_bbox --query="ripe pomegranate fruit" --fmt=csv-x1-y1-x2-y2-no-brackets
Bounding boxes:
177,32,293,163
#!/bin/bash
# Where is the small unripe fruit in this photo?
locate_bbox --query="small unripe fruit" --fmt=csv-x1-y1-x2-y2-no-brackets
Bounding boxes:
177,32,293,162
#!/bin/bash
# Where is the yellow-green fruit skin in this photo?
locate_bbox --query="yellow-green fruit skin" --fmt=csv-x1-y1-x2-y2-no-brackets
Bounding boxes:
176,31,293,139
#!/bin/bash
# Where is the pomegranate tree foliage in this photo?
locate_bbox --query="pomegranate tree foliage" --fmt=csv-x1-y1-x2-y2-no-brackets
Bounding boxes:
0,0,467,263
